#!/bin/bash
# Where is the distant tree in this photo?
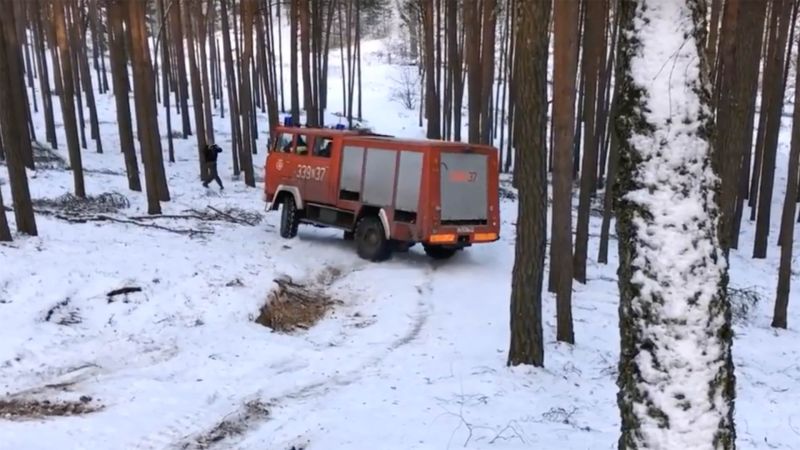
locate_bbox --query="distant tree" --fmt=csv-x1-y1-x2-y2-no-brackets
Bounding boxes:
421,0,440,138
614,0,735,447
507,0,550,368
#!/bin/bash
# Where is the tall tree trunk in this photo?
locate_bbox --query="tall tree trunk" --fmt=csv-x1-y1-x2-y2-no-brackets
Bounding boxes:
479,0,497,144
172,0,192,138
107,0,141,192
70,0,103,154
731,1,769,248
240,0,257,187
773,6,800,330
0,187,10,241
0,0,37,236
422,0,440,139
507,0,550,368
551,0,579,344
299,0,317,126
183,0,208,177
465,0,481,143
197,3,215,146
615,1,735,448
221,0,242,176
53,0,85,198
32,0,57,149
159,0,175,163
573,0,604,284
753,0,793,259
290,0,300,122
127,0,169,214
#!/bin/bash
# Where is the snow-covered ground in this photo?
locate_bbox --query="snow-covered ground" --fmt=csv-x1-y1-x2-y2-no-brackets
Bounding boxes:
1,32,799,450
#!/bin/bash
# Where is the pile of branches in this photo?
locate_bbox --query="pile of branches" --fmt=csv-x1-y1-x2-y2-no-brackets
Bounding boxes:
33,192,130,217
28,192,263,236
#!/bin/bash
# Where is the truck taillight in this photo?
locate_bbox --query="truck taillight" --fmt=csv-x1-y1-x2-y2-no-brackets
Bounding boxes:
429,234,456,244
473,232,497,242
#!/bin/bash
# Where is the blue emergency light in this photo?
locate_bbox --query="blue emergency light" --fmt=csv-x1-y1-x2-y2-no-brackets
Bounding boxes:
335,124,345,130
283,116,293,126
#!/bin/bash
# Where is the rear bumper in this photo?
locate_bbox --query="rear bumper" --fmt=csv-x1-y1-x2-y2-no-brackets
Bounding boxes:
424,225,499,246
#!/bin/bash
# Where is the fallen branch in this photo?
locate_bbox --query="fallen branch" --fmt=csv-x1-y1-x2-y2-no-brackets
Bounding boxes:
107,287,142,298
41,211,212,236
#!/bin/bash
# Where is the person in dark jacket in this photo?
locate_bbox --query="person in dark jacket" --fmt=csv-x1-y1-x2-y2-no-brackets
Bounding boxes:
202,144,224,189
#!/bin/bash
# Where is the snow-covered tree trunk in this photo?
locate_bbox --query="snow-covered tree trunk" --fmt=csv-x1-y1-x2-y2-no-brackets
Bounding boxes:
614,0,736,448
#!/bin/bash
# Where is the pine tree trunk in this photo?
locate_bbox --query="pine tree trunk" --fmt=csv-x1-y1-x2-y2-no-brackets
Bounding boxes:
183,0,208,177
551,0,579,344
239,0,257,187
615,1,735,447
172,0,192,138
507,0,550,368
53,0,86,198
32,0,57,149
127,0,167,214
731,2,769,248
0,0,37,236
465,0,481,143
221,0,241,176
197,3,215,146
573,0,604,284
753,0,793,259
107,0,141,192
479,0,496,145
773,20,800,329
290,0,300,123
422,0,440,139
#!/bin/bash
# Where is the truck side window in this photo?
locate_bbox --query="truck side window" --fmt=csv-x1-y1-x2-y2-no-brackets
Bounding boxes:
280,134,294,152
314,137,333,157
296,135,309,155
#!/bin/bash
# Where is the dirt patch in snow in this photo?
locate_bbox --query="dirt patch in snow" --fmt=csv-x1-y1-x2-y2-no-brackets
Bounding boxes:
0,396,101,420
256,268,344,333
179,400,270,449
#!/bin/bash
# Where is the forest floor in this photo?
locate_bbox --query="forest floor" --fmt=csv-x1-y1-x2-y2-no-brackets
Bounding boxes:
1,39,799,450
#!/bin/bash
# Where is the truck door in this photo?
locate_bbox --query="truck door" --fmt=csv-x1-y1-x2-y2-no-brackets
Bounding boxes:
296,135,336,205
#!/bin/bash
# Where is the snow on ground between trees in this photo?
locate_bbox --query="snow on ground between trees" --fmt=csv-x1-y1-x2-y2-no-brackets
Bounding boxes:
0,38,798,450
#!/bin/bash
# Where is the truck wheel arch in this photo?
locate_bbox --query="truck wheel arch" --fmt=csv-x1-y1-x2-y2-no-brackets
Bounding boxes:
271,185,303,210
356,206,391,240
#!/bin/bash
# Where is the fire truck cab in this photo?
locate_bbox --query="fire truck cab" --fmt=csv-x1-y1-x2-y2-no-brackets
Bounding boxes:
263,121,500,262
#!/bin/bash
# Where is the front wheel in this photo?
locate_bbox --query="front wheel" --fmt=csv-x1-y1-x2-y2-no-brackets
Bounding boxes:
279,195,300,238
355,215,392,262
423,244,458,260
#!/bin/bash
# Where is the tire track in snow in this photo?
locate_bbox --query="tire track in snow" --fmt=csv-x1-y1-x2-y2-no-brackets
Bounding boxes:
134,264,433,450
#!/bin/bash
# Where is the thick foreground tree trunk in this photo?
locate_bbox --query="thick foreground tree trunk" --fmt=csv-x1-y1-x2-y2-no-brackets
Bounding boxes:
507,0,550,368
614,1,735,448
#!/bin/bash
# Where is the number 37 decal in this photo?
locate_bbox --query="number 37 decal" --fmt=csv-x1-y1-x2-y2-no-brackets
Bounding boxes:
295,164,327,181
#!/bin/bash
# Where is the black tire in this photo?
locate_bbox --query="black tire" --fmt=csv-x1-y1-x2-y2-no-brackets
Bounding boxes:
355,215,392,262
423,244,458,260
279,195,300,238
343,230,355,241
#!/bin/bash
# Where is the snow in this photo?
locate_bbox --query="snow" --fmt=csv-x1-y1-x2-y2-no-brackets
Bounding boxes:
0,11,798,450
623,1,733,448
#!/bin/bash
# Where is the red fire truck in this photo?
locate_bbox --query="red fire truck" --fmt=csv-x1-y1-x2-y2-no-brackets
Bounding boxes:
263,122,500,261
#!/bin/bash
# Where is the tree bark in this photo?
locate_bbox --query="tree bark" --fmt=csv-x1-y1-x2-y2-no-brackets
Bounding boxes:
507,0,550,368
773,18,800,329
753,0,793,259
107,0,141,192
551,0,579,344
614,1,735,447
0,0,37,236
182,0,208,177
53,0,86,198
240,0,257,187
422,0,440,139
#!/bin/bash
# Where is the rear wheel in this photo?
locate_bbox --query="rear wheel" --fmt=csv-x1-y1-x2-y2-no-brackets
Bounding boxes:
355,215,392,262
279,195,300,238
423,244,458,260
